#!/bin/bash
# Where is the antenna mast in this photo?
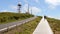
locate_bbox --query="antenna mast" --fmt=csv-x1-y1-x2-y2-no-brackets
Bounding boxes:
18,2,21,13
31,7,32,15
28,4,29,14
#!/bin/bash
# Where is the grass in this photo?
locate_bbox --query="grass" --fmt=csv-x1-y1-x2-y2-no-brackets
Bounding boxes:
3,16,60,34
0,12,34,24
46,17,60,34
4,17,42,34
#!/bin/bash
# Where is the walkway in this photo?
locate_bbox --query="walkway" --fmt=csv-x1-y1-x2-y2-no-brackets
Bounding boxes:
33,17,53,34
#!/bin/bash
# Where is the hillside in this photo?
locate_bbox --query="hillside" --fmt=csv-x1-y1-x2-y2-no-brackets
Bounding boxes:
47,17,60,34
4,16,42,34
0,12,34,24
1,15,60,34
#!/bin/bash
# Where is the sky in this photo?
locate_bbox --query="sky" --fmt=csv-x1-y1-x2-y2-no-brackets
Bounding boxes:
0,0,60,19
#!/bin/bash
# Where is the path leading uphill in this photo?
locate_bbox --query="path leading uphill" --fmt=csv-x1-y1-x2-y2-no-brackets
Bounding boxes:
33,16,53,34
0,17,37,32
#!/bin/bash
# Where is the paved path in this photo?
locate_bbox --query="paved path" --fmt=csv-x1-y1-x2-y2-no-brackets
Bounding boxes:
0,17,37,32
33,17,53,34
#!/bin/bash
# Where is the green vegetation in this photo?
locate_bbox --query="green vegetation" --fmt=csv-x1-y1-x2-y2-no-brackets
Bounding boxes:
4,17,42,34
46,17,60,34
3,16,60,34
0,12,34,24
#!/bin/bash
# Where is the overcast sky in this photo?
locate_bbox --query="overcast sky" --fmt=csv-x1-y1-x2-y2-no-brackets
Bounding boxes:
0,0,60,19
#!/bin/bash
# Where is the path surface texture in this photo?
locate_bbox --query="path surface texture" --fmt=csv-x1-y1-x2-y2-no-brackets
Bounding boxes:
0,17,37,32
33,16,53,34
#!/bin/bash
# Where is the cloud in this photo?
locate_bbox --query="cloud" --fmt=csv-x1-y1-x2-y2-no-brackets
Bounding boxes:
34,0,39,3
45,0,60,5
0,10,8,12
10,5,17,10
24,0,39,3
21,4,41,15
24,0,28,3
48,5,55,9
31,7,41,15
8,3,41,15
0,10,15,12
9,2,22,12
21,4,28,13
47,16,60,20
45,0,60,9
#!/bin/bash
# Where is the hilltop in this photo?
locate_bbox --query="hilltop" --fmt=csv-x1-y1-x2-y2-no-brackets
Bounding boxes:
0,13,60,34
0,12,34,24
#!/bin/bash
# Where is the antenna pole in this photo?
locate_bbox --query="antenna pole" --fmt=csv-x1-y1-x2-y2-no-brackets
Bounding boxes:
31,7,32,15
28,4,29,14
18,2,21,13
